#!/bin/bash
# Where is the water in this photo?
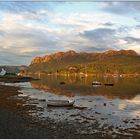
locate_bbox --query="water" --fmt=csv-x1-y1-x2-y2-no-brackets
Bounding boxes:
30,75,140,99
3,75,140,137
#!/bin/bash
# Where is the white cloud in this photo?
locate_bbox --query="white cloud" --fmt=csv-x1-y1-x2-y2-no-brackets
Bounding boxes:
0,3,140,65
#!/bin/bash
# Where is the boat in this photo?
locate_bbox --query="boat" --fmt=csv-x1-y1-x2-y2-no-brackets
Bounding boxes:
60,82,66,85
92,81,102,85
47,99,75,107
39,99,46,102
104,83,114,86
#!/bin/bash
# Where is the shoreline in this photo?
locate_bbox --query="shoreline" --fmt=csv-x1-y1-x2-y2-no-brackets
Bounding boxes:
20,72,140,78
0,75,38,83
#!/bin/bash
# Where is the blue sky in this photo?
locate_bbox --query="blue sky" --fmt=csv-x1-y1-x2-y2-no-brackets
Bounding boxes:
0,2,140,65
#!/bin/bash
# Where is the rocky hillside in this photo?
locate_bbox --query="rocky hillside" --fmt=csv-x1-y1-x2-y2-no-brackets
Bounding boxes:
26,50,140,75
31,50,138,64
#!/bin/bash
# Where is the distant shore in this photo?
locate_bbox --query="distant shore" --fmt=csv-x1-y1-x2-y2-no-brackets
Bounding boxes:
20,71,140,78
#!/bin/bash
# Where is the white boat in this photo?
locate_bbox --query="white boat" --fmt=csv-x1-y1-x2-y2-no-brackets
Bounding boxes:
92,81,102,85
47,99,75,107
0,68,6,76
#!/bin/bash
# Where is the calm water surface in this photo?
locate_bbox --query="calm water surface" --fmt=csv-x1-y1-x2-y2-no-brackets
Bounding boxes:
31,75,140,100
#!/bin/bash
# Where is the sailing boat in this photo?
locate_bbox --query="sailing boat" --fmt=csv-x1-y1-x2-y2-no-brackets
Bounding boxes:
0,68,6,76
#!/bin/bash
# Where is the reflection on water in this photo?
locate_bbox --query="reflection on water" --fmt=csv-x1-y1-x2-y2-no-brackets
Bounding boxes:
12,75,140,137
30,75,140,100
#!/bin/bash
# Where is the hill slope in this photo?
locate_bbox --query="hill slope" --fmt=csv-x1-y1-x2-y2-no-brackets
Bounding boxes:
26,50,140,75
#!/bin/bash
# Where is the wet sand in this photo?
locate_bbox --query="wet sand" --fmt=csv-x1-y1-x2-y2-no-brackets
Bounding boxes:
0,81,140,138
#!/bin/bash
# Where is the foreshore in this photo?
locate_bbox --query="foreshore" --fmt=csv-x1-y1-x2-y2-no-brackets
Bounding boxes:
0,78,140,138
0,84,96,139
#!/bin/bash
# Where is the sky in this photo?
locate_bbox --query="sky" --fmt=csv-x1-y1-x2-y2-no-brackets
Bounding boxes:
0,2,140,65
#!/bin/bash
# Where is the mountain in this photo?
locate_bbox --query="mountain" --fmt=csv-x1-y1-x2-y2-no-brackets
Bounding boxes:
31,50,138,64
0,65,27,74
26,50,140,75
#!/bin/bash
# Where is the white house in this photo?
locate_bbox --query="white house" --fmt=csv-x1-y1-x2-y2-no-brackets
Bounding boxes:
0,68,6,76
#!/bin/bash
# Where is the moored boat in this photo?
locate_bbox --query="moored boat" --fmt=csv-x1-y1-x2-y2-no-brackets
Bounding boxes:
47,99,75,107
60,82,66,85
104,83,114,86
92,81,102,85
